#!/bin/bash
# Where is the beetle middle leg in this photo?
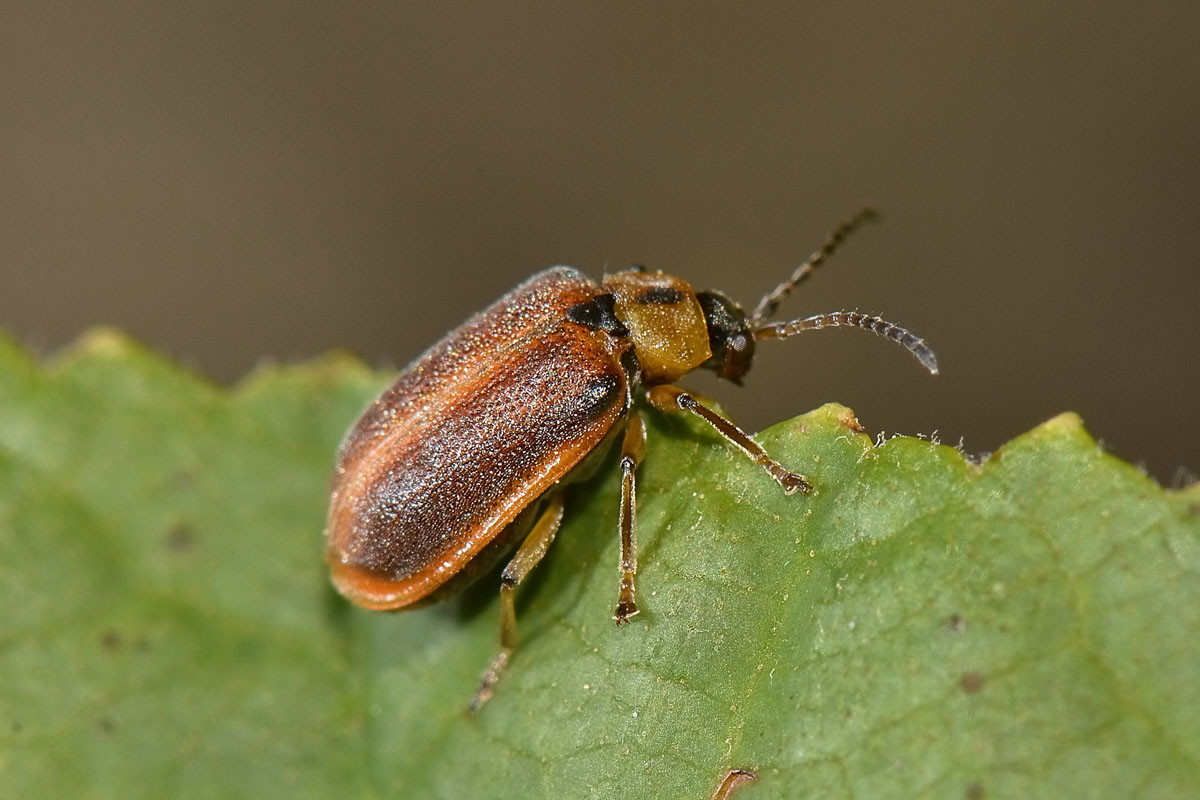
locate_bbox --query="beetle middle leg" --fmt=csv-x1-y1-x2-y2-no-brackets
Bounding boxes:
647,385,812,495
614,412,646,624
469,492,565,713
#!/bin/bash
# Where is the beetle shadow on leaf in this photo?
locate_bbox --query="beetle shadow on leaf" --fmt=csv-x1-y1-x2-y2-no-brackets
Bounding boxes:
449,480,623,637
453,563,503,622
320,578,361,654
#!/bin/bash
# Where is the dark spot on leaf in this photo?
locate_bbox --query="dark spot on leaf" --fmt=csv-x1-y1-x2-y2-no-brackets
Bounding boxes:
98,717,116,734
11,721,21,735
946,614,965,633
166,523,196,552
965,781,985,799
100,630,122,652
709,769,757,800
960,671,985,694
172,468,196,491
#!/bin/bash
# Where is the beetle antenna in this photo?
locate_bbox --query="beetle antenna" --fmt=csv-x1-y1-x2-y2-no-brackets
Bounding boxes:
754,311,939,374
749,207,880,325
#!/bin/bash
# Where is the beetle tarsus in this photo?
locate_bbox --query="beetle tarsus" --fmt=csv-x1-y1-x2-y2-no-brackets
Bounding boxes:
469,649,510,714
613,571,639,623
614,615,640,625
613,606,640,624
779,472,812,495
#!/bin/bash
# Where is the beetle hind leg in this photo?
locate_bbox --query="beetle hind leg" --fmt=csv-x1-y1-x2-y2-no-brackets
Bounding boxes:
469,493,565,713
614,413,646,624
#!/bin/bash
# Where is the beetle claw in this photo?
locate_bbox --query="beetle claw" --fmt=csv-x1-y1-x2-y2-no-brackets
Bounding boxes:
780,473,812,495
613,603,640,625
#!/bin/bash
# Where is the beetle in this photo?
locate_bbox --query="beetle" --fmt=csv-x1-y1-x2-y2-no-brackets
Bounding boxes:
324,208,938,711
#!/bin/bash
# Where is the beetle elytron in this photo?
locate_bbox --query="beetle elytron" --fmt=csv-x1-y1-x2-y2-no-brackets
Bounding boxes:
324,209,938,710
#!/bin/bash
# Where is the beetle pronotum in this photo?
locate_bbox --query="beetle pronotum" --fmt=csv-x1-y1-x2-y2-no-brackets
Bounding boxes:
324,208,937,710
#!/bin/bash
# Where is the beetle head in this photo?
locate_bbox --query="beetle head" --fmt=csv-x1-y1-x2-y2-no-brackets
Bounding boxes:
695,290,756,384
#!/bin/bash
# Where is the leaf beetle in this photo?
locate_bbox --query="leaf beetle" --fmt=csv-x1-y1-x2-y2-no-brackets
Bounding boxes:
324,208,938,710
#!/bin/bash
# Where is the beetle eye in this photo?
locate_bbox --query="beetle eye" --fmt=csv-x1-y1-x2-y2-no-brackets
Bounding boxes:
717,333,754,383
696,290,755,383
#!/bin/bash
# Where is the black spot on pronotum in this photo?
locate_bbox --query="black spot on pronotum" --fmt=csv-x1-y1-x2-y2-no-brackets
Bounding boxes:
100,630,122,652
960,671,985,694
566,294,629,336
634,285,684,305
946,614,965,633
965,781,985,799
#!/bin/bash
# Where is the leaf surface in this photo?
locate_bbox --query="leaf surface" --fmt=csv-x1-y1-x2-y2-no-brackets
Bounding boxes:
0,331,1195,799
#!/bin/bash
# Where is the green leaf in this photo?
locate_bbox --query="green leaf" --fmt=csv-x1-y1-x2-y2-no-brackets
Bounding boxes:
0,329,1196,799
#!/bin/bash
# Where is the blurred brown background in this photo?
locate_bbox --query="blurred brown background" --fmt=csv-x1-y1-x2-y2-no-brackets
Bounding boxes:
2,3,1197,480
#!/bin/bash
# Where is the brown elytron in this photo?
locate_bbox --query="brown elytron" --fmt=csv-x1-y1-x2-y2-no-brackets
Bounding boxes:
327,269,628,610
324,209,938,710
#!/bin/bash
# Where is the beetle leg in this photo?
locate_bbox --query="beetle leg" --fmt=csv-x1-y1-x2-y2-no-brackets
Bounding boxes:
614,413,646,624
646,385,812,495
469,493,566,713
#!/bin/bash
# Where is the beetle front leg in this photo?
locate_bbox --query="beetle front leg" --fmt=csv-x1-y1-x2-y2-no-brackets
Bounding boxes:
614,412,646,624
646,385,811,495
469,492,565,713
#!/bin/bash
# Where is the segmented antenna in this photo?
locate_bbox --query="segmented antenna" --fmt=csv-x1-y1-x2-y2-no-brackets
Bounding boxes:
749,207,880,325
754,311,939,374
